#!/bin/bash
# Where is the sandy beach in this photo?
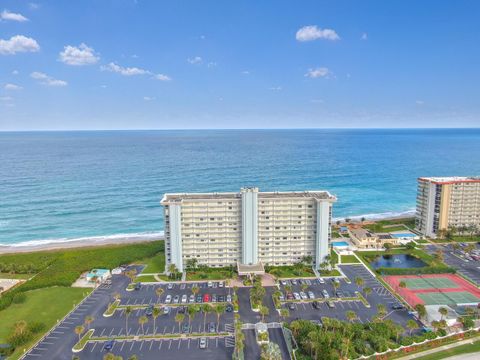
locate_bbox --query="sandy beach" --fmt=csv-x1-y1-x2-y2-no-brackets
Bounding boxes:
0,234,164,255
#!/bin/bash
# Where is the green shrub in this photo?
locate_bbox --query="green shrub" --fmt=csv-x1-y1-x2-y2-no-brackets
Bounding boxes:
12,292,27,304
28,321,46,334
7,330,33,347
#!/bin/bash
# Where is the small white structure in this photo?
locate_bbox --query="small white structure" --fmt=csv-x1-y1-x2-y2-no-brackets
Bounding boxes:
86,269,111,283
425,305,458,327
111,268,123,275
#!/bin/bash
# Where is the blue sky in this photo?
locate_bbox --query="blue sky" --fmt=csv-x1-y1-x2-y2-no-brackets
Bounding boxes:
0,0,479,130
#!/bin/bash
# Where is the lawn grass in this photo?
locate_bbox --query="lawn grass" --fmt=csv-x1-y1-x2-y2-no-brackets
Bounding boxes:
431,236,480,243
186,267,234,280
414,340,480,360
267,266,315,278
0,286,90,359
340,255,360,263
0,273,32,280
0,240,163,311
363,217,415,233
139,252,165,274
135,274,158,282
332,231,341,239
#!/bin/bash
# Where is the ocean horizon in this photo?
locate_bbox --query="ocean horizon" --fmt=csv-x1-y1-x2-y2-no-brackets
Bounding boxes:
1,128,479,247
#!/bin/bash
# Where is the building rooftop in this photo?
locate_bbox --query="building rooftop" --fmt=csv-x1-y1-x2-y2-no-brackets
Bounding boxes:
161,188,336,204
419,176,480,184
349,228,376,239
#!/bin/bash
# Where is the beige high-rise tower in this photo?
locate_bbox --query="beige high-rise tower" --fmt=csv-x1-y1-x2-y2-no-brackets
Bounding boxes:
415,177,480,238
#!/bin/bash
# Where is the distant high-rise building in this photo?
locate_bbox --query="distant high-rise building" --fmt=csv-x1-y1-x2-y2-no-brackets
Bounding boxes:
415,177,480,238
161,187,336,272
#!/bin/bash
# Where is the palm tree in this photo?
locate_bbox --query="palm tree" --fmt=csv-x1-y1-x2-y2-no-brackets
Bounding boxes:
74,325,84,342
113,292,121,302
300,283,308,292
155,287,164,303
377,304,386,318
125,269,137,284
14,320,27,335
225,279,231,295
152,306,160,333
84,315,94,330
187,305,198,328
399,281,407,289
214,304,226,330
332,280,340,294
138,315,148,335
280,308,290,322
363,286,372,299
125,306,132,335
439,306,448,321
415,303,427,320
259,305,269,322
354,277,364,291
407,319,418,335
202,304,212,331
175,313,185,332
191,285,199,298
284,284,292,294
346,310,357,323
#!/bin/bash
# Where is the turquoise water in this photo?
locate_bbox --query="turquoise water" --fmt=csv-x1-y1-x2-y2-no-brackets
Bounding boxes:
332,241,349,247
1,129,479,247
391,233,416,238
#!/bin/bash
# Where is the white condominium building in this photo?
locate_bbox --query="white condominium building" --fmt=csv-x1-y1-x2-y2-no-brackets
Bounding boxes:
160,187,336,272
415,177,480,238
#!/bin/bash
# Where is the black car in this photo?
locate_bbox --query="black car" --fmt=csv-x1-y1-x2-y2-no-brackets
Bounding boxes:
182,324,190,333
145,305,153,316
208,322,216,333
178,306,186,314
218,295,225,302
288,303,295,310
226,304,233,312
312,301,320,309
103,340,114,351
391,304,405,310
134,282,141,290
196,295,203,303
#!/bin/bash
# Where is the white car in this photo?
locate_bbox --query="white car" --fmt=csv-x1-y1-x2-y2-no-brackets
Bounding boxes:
318,278,325,284
181,294,187,303
199,337,207,349
308,291,315,300
293,292,301,300
300,292,308,300
163,306,170,314
322,289,329,299
219,281,224,288
226,294,232,303
165,295,172,304
189,294,195,303
207,281,213,288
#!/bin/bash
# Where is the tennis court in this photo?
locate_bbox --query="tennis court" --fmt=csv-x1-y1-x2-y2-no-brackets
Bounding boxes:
401,277,459,290
417,291,480,306
384,273,480,307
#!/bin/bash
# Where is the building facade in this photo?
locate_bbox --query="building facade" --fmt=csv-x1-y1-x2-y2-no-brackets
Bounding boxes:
415,177,480,238
161,187,336,272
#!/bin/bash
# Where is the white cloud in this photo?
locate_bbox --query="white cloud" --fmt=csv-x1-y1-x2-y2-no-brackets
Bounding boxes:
305,67,331,78
101,62,149,76
101,62,171,81
143,96,155,101
207,61,217,68
29,3,40,10
296,25,340,42
30,72,67,87
1,10,29,22
12,70,19,75
269,86,282,91
187,56,202,64
0,96,14,102
361,33,368,40
416,100,425,105
0,35,40,55
241,70,250,75
4,83,22,90
59,43,99,66
154,73,171,81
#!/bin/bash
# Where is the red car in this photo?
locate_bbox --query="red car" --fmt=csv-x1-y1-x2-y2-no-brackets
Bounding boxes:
203,294,210,302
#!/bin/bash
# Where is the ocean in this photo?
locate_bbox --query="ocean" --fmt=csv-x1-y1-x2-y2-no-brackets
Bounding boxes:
1,129,479,247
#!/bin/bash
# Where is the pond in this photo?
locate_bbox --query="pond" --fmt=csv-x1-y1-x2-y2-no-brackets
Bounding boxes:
369,254,427,269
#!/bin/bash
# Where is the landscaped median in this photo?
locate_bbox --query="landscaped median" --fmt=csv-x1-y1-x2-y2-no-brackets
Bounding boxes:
103,299,120,317
72,329,94,353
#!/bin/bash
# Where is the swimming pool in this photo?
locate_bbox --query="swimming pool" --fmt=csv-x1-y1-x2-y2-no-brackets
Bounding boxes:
391,233,416,238
332,241,349,247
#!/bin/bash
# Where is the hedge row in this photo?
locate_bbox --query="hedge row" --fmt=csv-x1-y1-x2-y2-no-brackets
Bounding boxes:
376,266,456,276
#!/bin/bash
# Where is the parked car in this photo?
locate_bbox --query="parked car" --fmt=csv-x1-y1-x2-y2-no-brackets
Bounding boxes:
203,294,210,302
305,279,312,285
181,294,188,303
196,295,203,303
199,337,207,349
212,294,217,303
280,280,287,286
226,294,232,303
286,292,294,300
219,281,224,288
182,323,190,333
103,340,114,351
288,303,295,310
312,300,320,309
308,291,315,300
300,292,308,300
167,283,174,290
207,281,213,288
226,304,233,312
145,305,153,316
163,306,170,315
318,278,325,284
134,282,141,290
189,294,195,303
335,290,343,298
208,322,216,333
218,295,225,302
165,295,172,304
279,294,285,302
322,289,330,299
291,279,298,285
391,304,405,310
178,306,186,314
173,295,180,304
327,301,335,308
293,292,301,300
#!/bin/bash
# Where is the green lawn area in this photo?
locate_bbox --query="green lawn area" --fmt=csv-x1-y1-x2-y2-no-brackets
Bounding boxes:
415,340,480,360
363,217,415,233
135,274,158,282
139,252,165,274
186,267,234,281
340,255,360,263
268,265,315,278
0,286,90,360
432,235,480,243
0,273,32,280
332,231,342,239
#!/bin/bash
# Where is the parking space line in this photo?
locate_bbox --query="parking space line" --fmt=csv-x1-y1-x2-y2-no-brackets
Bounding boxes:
120,341,125,351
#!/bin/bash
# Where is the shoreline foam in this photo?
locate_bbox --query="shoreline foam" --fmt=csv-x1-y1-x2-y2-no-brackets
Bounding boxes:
0,208,415,254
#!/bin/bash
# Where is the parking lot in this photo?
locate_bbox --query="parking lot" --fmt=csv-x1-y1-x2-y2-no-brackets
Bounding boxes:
426,244,480,285
277,264,417,328
79,336,234,360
